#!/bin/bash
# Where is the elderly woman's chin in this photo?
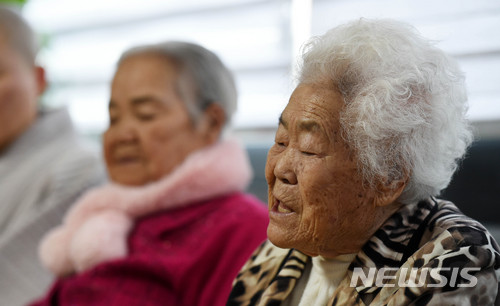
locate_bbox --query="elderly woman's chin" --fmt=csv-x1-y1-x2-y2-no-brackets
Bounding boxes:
267,196,300,247
267,213,297,250
108,164,149,186
267,222,332,258
267,199,323,257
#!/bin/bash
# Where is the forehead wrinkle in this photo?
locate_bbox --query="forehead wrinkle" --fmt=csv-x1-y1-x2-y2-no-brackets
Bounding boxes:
279,108,330,142
301,99,341,144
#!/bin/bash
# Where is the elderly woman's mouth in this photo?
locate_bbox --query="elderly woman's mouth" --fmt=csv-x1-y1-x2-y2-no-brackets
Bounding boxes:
115,156,141,164
272,199,294,214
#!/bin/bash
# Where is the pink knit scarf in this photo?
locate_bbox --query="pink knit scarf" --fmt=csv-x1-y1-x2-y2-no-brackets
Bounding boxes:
39,139,252,276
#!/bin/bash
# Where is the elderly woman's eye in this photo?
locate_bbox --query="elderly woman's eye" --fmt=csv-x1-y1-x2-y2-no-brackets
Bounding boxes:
137,113,156,121
135,104,159,121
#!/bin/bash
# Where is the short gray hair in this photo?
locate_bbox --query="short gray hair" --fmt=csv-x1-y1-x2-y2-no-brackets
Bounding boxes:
299,18,473,203
118,41,237,127
0,5,39,64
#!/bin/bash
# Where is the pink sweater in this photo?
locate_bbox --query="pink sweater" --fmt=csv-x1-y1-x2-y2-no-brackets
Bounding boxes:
31,193,267,306
31,139,268,305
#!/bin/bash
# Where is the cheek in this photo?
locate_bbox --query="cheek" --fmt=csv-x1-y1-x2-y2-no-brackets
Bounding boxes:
0,80,21,108
147,112,193,146
141,120,194,176
5,70,37,96
299,159,338,204
297,161,334,222
298,157,355,232
102,131,113,164
141,125,171,160
265,152,277,186
0,78,36,130
148,126,169,144
300,183,339,232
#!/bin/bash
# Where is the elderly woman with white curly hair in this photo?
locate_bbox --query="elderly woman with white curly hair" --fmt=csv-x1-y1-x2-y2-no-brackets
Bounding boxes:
227,19,500,306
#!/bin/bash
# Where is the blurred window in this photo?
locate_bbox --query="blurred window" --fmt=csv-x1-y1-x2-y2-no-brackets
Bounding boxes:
22,0,500,137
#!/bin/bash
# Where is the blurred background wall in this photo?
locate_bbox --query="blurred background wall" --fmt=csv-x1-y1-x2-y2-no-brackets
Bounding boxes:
16,0,500,138
11,0,500,234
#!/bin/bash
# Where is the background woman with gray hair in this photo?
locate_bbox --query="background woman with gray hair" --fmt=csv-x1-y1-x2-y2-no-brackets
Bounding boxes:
0,6,105,305
228,19,500,305
30,41,268,306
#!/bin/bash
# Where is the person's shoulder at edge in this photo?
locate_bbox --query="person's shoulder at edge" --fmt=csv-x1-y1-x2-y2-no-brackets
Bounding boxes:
387,198,500,305
428,198,500,253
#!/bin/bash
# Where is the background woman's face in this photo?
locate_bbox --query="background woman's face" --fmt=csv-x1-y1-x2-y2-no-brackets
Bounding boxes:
0,34,42,152
103,54,209,186
265,83,383,258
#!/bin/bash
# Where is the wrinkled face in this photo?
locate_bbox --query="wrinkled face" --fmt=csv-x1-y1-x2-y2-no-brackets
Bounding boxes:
266,83,386,258
103,54,210,186
0,34,39,152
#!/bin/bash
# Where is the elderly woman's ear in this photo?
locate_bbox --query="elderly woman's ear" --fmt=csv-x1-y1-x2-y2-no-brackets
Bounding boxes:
373,174,409,207
197,103,226,144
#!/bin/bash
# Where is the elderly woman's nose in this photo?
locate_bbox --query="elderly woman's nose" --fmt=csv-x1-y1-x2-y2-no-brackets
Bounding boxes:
273,150,298,185
111,121,138,144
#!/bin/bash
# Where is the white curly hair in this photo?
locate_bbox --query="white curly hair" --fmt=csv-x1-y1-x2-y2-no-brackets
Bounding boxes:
299,18,473,203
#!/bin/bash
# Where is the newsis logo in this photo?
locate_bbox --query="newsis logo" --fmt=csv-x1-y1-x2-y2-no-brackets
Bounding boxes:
350,267,480,288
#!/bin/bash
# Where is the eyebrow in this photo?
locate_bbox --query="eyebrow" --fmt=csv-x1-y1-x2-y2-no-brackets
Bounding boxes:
279,114,321,132
278,114,287,129
108,96,161,109
298,119,321,132
130,96,161,106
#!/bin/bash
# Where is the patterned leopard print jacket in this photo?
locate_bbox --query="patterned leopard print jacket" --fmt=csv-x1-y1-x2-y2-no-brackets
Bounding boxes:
227,198,500,305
